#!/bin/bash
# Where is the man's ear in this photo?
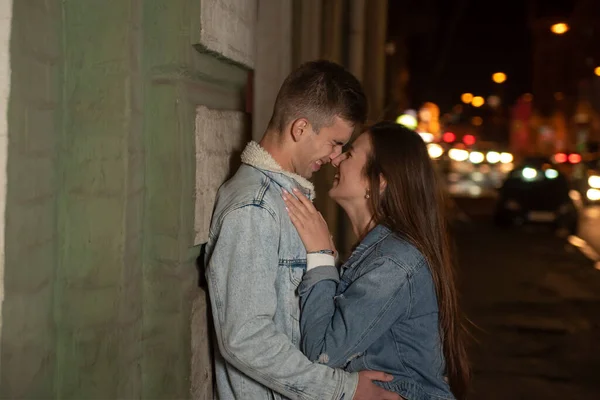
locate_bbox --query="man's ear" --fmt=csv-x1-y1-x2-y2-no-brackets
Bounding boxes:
290,118,309,143
379,173,387,194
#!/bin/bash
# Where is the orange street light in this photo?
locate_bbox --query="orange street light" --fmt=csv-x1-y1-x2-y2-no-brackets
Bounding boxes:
471,96,485,108
461,93,474,104
492,72,507,84
551,23,569,35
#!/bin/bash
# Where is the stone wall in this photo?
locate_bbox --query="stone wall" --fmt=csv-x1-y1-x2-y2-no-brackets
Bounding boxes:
0,0,254,398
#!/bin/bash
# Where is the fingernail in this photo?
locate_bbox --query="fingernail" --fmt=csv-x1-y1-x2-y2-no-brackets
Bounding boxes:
292,187,299,192
282,189,288,194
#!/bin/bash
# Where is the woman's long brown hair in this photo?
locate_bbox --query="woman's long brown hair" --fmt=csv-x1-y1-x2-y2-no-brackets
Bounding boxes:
364,121,470,399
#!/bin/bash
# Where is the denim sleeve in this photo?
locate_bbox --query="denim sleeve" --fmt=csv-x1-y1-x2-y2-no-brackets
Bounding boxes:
206,205,357,400
299,256,411,368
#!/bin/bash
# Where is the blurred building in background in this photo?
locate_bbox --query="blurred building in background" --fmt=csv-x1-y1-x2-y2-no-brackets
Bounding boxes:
529,0,600,155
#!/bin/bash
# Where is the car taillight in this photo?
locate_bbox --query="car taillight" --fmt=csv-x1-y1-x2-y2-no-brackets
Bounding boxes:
554,153,567,163
568,153,581,164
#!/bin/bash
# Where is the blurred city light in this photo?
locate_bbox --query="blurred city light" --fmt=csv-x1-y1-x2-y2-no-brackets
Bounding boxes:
550,23,569,34
554,92,564,101
499,163,514,173
522,167,537,180
487,95,501,108
492,72,507,83
471,171,484,182
486,151,501,164
471,116,483,126
427,143,444,159
384,42,396,55
469,151,485,164
396,113,418,129
554,152,567,163
461,93,473,104
471,96,484,107
589,175,600,189
568,153,582,164
500,152,513,164
463,134,476,146
587,189,600,201
545,169,559,179
443,131,456,143
419,132,434,143
522,93,533,102
448,148,469,162
595,66,600,77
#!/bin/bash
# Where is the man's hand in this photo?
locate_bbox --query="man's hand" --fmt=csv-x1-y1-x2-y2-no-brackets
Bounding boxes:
353,371,403,400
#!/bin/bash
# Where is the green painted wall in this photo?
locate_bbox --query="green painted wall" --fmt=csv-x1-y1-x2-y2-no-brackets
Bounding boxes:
1,0,249,398
1,0,61,397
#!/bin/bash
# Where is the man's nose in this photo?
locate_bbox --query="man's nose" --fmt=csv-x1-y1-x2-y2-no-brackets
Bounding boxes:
329,145,343,161
331,153,345,168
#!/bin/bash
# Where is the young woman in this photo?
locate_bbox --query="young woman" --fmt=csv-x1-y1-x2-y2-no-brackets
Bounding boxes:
282,121,470,400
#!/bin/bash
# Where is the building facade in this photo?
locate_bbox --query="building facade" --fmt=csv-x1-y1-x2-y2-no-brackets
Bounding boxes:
0,0,389,398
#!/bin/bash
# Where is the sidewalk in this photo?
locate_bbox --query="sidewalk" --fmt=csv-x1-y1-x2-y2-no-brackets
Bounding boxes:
454,221,600,399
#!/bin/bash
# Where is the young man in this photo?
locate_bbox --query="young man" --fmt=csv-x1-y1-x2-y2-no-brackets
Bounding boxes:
205,60,401,400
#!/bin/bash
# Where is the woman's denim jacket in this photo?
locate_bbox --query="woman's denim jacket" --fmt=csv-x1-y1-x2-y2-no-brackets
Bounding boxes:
204,142,358,400
299,225,456,400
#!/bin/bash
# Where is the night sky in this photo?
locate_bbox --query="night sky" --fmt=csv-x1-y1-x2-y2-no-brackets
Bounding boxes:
388,0,575,114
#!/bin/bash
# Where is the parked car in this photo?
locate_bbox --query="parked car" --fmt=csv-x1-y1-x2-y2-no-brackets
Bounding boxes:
494,157,578,233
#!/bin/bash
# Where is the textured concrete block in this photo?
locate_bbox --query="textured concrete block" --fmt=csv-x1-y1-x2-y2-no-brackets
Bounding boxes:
199,0,257,67
194,105,248,245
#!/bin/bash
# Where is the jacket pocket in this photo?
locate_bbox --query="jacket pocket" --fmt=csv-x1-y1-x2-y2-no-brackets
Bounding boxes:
286,259,306,287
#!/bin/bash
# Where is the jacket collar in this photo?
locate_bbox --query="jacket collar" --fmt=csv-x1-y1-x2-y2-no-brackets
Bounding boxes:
344,225,391,270
241,141,315,200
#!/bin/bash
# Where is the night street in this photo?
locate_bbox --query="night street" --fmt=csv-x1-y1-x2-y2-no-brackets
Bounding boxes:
453,197,600,399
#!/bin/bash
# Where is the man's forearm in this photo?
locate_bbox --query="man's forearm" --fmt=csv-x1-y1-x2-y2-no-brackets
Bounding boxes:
209,282,358,400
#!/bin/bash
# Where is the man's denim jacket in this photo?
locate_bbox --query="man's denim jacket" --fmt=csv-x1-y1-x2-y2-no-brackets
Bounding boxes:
205,142,358,400
299,225,456,400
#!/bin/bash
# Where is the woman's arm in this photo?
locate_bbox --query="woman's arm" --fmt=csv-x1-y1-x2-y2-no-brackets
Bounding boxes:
299,256,413,368
282,188,413,368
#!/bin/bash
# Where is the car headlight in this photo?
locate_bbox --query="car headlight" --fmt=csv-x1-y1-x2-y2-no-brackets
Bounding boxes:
545,169,559,179
589,175,600,189
587,188,600,201
522,167,537,180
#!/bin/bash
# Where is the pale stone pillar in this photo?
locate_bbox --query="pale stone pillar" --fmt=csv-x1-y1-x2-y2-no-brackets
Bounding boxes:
0,0,11,381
